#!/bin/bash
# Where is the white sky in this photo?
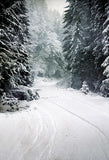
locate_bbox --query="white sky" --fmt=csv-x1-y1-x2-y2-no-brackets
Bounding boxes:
46,0,66,15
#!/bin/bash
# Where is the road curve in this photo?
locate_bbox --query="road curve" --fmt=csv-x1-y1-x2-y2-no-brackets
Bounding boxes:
0,78,109,160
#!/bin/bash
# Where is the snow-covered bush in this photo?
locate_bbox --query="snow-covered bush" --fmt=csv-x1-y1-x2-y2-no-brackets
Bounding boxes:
81,81,89,95
0,92,19,112
0,87,39,112
100,79,109,97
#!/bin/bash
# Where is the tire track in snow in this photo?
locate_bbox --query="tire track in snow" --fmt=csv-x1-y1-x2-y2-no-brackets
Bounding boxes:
51,101,109,141
43,93,109,141
23,105,56,160
41,94,109,117
34,79,109,160
36,106,57,160
64,93,109,117
45,100,109,160
19,109,44,160
24,110,43,153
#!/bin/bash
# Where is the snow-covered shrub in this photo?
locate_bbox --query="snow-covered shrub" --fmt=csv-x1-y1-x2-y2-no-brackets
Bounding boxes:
0,87,39,112
100,79,109,97
0,92,19,112
81,81,89,94
10,86,39,101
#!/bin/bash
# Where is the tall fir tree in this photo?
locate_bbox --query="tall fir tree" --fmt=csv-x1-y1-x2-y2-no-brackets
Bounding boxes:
0,0,33,94
63,0,96,89
101,1,109,96
27,0,65,78
90,0,106,89
63,0,107,91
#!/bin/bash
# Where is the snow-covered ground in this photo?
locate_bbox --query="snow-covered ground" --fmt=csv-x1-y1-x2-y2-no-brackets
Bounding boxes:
0,78,109,160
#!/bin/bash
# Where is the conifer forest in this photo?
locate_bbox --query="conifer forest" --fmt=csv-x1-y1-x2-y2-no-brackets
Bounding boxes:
0,0,109,160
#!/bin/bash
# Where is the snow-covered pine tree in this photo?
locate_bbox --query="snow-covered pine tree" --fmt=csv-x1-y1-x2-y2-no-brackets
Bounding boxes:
63,0,83,88
63,0,96,89
81,81,89,94
63,0,107,91
27,0,65,78
101,1,109,96
0,0,33,95
90,0,106,90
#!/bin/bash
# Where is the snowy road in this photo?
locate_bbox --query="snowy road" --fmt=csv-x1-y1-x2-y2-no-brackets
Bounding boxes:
0,78,109,160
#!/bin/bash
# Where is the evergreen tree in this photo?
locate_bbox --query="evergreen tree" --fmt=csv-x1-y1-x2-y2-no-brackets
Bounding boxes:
0,0,33,94
27,0,65,78
63,0,96,89
90,0,106,89
81,81,89,94
101,1,109,96
63,0,106,91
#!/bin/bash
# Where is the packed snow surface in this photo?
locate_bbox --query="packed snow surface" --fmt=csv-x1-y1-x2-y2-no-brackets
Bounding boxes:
0,78,109,160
